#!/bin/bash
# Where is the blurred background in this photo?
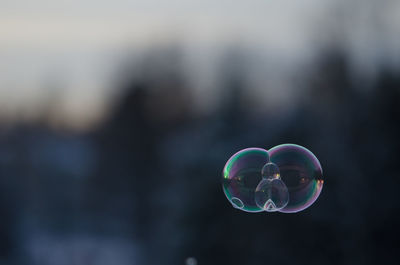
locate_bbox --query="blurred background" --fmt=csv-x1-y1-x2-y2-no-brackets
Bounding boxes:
0,0,399,264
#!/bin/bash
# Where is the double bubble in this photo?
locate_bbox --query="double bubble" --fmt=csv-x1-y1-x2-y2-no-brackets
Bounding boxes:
222,144,324,213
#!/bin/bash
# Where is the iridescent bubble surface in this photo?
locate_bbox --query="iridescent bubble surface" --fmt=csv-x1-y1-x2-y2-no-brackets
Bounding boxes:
268,144,323,213
222,148,269,212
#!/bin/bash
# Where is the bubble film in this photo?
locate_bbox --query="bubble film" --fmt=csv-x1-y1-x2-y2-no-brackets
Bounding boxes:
268,144,323,213
222,148,269,212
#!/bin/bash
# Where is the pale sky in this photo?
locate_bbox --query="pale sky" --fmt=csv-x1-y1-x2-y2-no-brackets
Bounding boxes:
0,0,399,129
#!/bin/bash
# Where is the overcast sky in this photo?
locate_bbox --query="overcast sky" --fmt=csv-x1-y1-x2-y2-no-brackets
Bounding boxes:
0,0,399,129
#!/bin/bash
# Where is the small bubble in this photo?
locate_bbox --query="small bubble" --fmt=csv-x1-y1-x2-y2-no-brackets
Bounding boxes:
255,178,289,212
231,197,244,209
261,162,280,179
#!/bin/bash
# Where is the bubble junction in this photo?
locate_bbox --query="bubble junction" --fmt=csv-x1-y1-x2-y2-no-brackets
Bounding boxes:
222,144,323,213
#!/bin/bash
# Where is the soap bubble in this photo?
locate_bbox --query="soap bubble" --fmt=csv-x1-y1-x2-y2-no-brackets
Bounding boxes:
222,144,323,213
222,148,270,212
255,178,289,212
268,144,324,213
261,162,281,179
255,161,289,212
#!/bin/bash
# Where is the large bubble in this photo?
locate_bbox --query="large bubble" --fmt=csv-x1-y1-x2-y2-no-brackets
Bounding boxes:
222,144,324,213
222,148,269,212
268,144,324,213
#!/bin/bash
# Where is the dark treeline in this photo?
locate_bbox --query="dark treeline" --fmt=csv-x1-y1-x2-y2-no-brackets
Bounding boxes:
0,48,399,265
